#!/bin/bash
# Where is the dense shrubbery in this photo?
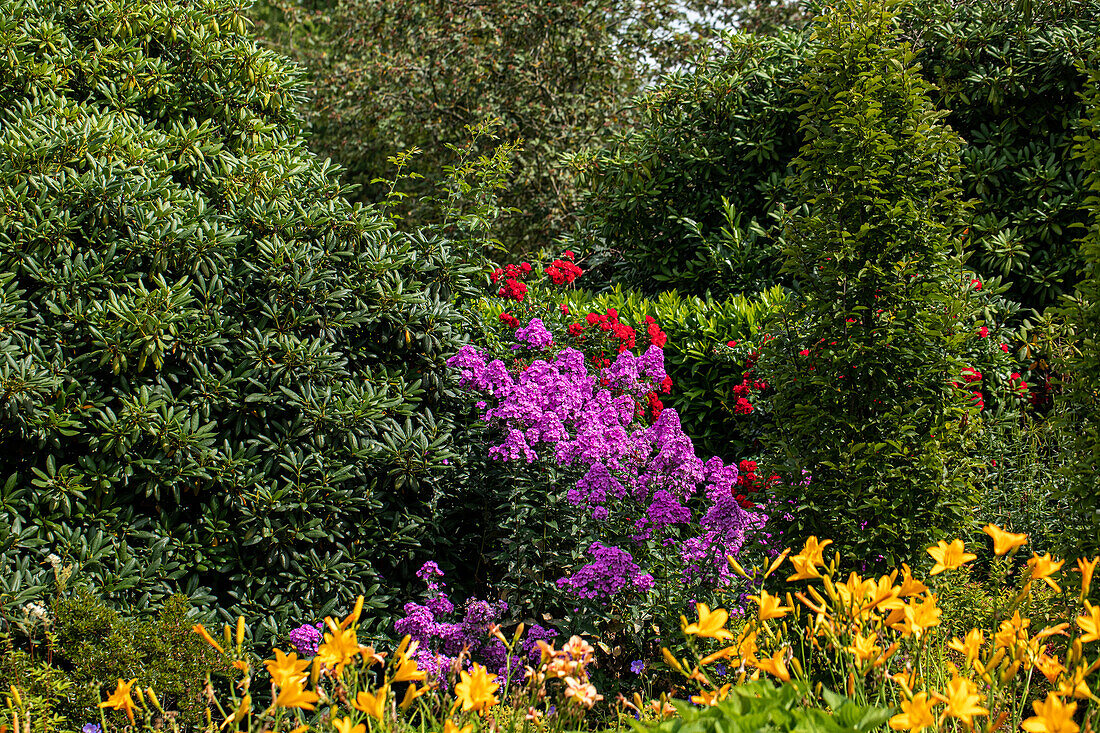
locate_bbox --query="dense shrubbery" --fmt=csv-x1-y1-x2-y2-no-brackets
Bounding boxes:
0,0,480,637
2,0,1099,731
577,0,1100,314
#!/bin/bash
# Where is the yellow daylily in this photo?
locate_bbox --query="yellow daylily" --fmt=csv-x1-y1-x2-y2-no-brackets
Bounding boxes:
192,624,225,654
264,649,310,689
454,663,499,714
982,524,1028,555
274,680,320,710
315,624,361,675
683,603,735,639
890,594,941,639
443,721,474,733
947,629,984,663
1021,693,1079,733
1076,601,1100,643
352,687,389,720
754,590,793,621
99,678,138,723
400,683,431,710
690,683,731,706
927,540,977,575
392,655,427,683
332,717,366,733
1027,553,1065,592
936,676,988,727
888,692,937,731
754,648,790,683
898,564,928,596
1076,556,1098,598
846,631,882,666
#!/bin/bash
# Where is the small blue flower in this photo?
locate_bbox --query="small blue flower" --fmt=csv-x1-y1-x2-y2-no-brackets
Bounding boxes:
714,663,727,676
630,659,645,674
83,724,102,733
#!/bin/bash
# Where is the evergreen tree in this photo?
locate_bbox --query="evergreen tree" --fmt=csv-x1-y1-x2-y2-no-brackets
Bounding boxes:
760,0,982,566
1059,57,1100,556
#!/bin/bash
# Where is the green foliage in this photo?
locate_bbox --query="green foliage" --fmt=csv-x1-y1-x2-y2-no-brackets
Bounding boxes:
1,589,223,732
911,0,1100,313
628,681,892,733
0,0,481,636
758,0,983,568
254,0,739,252
574,30,811,297
1056,54,1100,557
578,0,1100,313
553,286,787,460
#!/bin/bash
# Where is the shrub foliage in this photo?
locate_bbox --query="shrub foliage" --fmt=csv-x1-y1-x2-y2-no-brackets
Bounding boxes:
0,0,478,635
759,0,983,567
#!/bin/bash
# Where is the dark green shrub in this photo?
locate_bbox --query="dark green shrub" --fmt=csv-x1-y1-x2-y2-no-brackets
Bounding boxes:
573,31,811,297
1056,56,1100,557
758,0,984,568
1,590,223,732
578,0,1100,313
0,0,480,636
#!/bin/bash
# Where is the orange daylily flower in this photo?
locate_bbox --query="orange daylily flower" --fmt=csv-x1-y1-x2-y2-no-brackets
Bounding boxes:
690,683,731,706
264,649,310,689
274,679,320,710
1077,601,1100,643
455,663,499,714
192,624,225,654
352,687,389,720
1077,556,1099,600
332,718,365,733
754,590,793,621
982,524,1028,555
754,648,790,682
888,692,937,731
1027,553,1065,592
927,540,976,575
1021,692,1079,733
936,676,988,727
99,679,138,723
683,603,735,639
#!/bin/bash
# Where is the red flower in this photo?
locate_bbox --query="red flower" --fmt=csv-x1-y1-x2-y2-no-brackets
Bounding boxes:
971,278,982,290
586,313,602,326
734,397,753,415
647,322,667,348
563,250,575,261
520,262,532,273
559,304,569,315
727,340,738,348
567,322,585,336
961,367,982,384
660,376,673,394
799,349,810,356
499,312,519,328
1000,343,1009,353
978,326,989,338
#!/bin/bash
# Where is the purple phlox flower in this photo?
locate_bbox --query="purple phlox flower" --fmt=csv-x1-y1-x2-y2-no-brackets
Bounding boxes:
630,660,645,674
556,542,654,599
83,725,102,733
287,622,322,657
515,318,554,349
522,623,559,664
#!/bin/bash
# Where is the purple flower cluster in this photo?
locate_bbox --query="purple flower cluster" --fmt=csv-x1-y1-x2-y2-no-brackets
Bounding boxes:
395,561,554,682
514,317,554,350
287,622,322,657
555,542,655,599
447,318,769,609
